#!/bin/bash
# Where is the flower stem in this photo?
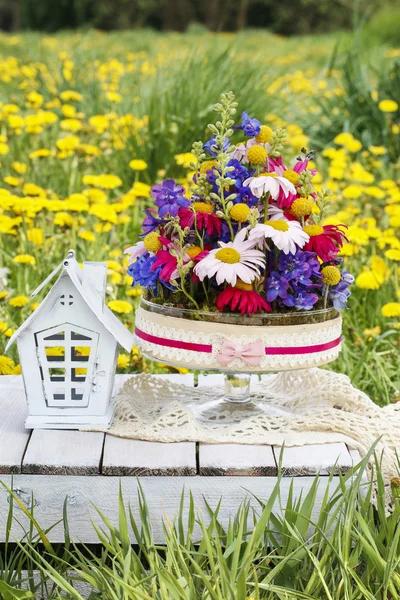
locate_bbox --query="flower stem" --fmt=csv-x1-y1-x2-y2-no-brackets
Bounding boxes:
263,192,270,224
323,284,329,309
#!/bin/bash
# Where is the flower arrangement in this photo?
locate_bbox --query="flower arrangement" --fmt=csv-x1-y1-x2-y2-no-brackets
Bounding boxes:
125,92,353,317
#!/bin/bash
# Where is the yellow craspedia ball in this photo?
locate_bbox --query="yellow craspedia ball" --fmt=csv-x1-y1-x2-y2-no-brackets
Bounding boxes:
247,145,267,165
143,232,162,253
255,125,273,143
230,203,251,222
283,170,300,185
321,266,341,286
290,198,314,217
382,302,400,317
199,159,216,175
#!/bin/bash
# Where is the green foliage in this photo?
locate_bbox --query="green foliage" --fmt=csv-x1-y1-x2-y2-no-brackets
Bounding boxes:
362,3,400,46
1,449,400,598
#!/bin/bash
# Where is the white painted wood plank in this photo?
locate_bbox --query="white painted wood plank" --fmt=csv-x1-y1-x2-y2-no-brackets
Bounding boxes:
199,443,276,476
102,439,196,475
273,442,353,476
22,429,105,475
0,474,341,544
0,375,30,473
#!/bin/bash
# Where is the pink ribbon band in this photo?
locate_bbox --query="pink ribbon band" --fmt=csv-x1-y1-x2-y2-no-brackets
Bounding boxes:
135,327,342,358
135,328,212,353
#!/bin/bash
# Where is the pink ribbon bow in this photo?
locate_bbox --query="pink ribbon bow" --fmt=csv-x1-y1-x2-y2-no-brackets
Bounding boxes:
217,339,265,367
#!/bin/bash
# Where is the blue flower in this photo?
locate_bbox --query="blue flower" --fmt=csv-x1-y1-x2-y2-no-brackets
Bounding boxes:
141,208,166,234
326,270,354,310
151,179,190,218
203,135,230,157
127,253,161,293
265,272,290,302
235,111,261,137
278,249,322,288
283,288,319,310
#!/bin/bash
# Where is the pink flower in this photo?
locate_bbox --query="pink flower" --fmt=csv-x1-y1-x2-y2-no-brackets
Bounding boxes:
152,250,178,282
151,237,192,282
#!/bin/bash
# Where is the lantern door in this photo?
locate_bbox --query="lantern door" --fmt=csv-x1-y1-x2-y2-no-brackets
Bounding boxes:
35,323,99,408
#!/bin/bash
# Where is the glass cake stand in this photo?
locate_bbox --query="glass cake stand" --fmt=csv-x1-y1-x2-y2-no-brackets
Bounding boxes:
135,300,342,424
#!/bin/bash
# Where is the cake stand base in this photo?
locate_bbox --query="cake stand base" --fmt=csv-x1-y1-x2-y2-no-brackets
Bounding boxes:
188,373,291,424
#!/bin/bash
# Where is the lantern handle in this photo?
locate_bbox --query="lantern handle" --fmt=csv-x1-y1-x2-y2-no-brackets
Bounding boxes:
30,250,76,299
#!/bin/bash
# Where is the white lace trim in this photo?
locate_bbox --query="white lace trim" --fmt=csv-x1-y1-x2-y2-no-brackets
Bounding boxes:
135,308,342,371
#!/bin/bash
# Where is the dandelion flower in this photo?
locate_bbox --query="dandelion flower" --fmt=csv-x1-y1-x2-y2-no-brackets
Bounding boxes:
9,295,29,307
0,355,15,375
12,254,36,266
378,99,398,113
129,159,148,171
107,300,133,314
382,302,400,317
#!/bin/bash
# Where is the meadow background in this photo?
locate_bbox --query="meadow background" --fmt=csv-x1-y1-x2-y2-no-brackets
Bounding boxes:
0,3,399,405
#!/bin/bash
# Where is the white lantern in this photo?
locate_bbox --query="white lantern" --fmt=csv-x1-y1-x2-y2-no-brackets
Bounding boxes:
6,250,133,429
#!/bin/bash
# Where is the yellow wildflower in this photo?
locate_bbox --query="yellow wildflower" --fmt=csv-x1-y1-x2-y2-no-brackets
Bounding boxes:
12,254,36,266
12,162,28,174
117,354,130,369
107,300,132,314
382,302,400,317
9,295,29,307
78,230,96,242
378,99,398,113
129,159,148,171
0,356,15,375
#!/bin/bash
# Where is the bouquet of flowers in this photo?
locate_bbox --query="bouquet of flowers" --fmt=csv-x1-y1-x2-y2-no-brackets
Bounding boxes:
126,92,353,316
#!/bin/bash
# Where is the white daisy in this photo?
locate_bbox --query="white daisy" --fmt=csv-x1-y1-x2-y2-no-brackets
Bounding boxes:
249,220,309,255
268,205,289,221
243,174,296,200
194,228,265,286
124,241,147,262
229,139,260,163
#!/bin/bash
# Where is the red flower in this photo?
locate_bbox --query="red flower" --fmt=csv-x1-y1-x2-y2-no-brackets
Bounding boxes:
179,203,222,236
216,282,271,315
303,224,347,261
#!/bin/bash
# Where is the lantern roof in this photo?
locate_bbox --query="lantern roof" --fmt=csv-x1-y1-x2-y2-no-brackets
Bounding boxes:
6,250,133,352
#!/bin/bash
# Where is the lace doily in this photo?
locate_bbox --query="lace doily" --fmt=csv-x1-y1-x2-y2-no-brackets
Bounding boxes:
94,368,399,494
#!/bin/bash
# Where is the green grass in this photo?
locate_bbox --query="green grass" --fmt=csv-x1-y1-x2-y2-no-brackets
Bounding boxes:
1,445,400,598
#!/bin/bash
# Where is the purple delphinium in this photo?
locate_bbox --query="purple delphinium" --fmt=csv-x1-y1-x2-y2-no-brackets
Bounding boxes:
205,159,258,207
278,250,321,281
278,249,322,288
326,270,354,310
203,135,230,157
265,272,290,302
151,179,190,217
234,111,261,137
141,208,166,235
283,288,319,310
128,253,161,293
